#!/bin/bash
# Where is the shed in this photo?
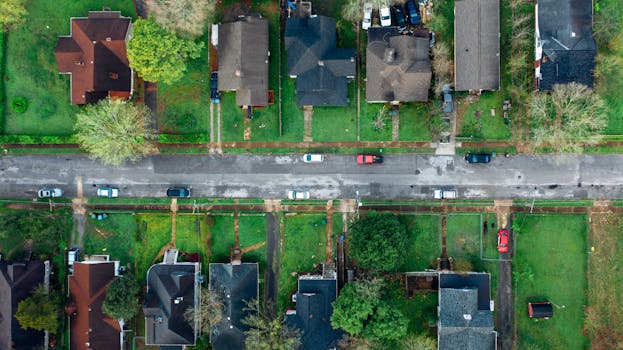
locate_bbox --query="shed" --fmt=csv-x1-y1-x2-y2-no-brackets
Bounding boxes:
528,302,553,319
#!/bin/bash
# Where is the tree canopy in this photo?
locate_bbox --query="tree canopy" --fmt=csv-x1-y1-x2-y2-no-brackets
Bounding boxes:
349,212,407,271
127,17,203,84
102,275,140,320
146,0,216,38
331,279,407,341
0,0,28,31
74,98,156,166
0,211,70,253
530,83,608,153
15,285,59,332
184,287,224,335
243,300,301,350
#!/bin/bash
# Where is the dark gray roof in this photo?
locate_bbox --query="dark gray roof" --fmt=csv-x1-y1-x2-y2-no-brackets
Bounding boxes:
284,275,343,350
285,16,356,106
218,16,269,106
454,0,500,91
143,263,200,346
536,0,595,89
366,29,431,102
0,260,45,350
438,273,496,350
209,263,259,350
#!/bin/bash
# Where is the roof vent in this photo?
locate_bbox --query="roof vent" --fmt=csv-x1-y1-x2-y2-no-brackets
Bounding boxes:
463,313,472,320
235,69,242,77
109,72,119,79
75,60,84,66
384,48,395,63
571,32,576,38
106,37,112,41
318,60,325,66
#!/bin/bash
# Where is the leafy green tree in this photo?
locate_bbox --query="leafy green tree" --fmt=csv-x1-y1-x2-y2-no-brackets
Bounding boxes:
362,303,408,341
146,0,217,38
530,83,608,153
349,212,407,271
127,17,203,84
15,285,59,332
102,276,140,320
243,299,301,350
0,212,70,252
74,98,156,166
0,0,28,31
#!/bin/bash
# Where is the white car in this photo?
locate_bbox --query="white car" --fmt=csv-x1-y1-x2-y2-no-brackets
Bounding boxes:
380,5,392,27
362,3,373,30
288,190,310,200
302,153,325,163
38,188,63,198
434,189,458,199
97,186,119,198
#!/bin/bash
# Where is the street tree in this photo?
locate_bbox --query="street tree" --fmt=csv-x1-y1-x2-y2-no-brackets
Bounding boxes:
15,285,59,332
74,98,156,166
0,0,28,31
127,17,203,84
146,0,217,38
184,287,224,335
242,299,301,350
349,212,407,271
530,83,608,153
102,275,140,320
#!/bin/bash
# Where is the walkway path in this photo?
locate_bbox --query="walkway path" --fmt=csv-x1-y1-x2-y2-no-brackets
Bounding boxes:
325,200,333,264
392,114,400,141
264,199,280,315
303,106,313,142
495,200,513,350
71,176,86,247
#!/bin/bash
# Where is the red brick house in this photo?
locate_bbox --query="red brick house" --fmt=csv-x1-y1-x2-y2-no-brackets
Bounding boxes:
55,11,133,104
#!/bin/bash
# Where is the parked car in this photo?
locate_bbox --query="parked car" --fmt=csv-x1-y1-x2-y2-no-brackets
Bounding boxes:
97,186,119,198
497,229,509,253
302,153,325,163
442,84,453,113
287,190,310,200
391,4,407,28
362,2,373,30
434,189,457,199
68,248,80,273
380,5,392,27
210,72,220,103
465,152,492,163
357,154,383,165
429,31,436,47
167,187,192,198
405,0,421,25
38,188,62,198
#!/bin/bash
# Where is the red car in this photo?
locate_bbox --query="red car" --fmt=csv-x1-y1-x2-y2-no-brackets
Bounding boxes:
357,154,383,165
497,229,509,253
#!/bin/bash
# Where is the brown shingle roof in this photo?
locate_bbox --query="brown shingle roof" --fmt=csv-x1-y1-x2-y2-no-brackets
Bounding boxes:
366,33,432,102
67,261,121,350
55,11,132,104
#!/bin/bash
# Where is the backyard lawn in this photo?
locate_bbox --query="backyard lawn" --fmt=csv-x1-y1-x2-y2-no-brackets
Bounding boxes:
513,214,588,350
445,214,482,267
2,0,136,135
458,93,511,140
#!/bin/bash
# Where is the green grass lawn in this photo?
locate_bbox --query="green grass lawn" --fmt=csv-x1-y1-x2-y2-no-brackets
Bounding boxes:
238,215,267,272
84,213,137,268
514,214,588,350
207,214,235,263
311,82,358,142
403,292,438,336
359,103,392,141
278,214,328,311
481,212,499,259
399,215,441,271
134,214,172,280
446,214,482,266
459,92,511,140
3,0,136,135
399,103,433,141
175,214,209,266
219,92,246,142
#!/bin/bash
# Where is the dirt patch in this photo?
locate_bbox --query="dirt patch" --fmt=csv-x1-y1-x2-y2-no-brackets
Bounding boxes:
241,241,266,253
150,242,175,265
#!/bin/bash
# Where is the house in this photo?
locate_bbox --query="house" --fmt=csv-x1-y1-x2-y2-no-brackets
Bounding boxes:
285,266,343,350
55,11,133,104
218,15,270,107
366,28,432,103
285,16,356,106
534,0,596,90
437,272,497,350
528,302,553,319
143,250,201,347
209,262,259,350
66,260,122,350
0,259,46,350
454,0,500,91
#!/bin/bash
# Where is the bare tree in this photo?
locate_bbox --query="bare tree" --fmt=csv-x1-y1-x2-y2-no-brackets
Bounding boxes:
372,106,388,129
146,0,217,38
511,14,531,32
184,287,225,335
431,42,453,80
341,0,364,24
242,300,301,350
399,334,437,350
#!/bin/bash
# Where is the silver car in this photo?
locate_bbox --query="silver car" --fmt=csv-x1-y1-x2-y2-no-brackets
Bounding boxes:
38,188,63,198
288,190,310,200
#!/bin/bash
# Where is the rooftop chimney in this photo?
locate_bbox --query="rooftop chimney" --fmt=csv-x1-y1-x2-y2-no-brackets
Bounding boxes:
384,48,395,63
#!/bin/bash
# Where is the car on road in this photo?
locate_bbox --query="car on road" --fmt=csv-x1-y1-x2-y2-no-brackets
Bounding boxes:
38,188,62,198
302,153,325,163
497,229,509,253
465,152,492,163
380,5,392,27
357,154,383,165
442,84,453,113
167,187,192,198
287,190,310,200
391,4,407,28
434,189,457,199
405,0,421,25
210,72,220,103
362,2,373,30
97,186,119,198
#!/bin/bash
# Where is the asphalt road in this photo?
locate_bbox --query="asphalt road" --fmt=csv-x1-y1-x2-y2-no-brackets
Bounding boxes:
1,154,623,199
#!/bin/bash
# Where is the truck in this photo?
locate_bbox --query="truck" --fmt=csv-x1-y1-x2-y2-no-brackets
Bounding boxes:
434,189,457,199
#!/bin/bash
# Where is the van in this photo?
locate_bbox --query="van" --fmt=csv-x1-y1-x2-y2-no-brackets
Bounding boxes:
434,189,458,199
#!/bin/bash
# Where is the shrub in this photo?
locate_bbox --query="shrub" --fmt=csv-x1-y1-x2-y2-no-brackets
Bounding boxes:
11,96,28,113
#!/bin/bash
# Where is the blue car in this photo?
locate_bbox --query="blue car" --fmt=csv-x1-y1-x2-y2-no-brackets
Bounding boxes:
405,0,421,25
465,153,492,164
210,72,220,104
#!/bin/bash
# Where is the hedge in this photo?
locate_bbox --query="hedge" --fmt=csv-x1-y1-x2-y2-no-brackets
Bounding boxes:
0,135,76,144
157,133,210,143
0,32,5,133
